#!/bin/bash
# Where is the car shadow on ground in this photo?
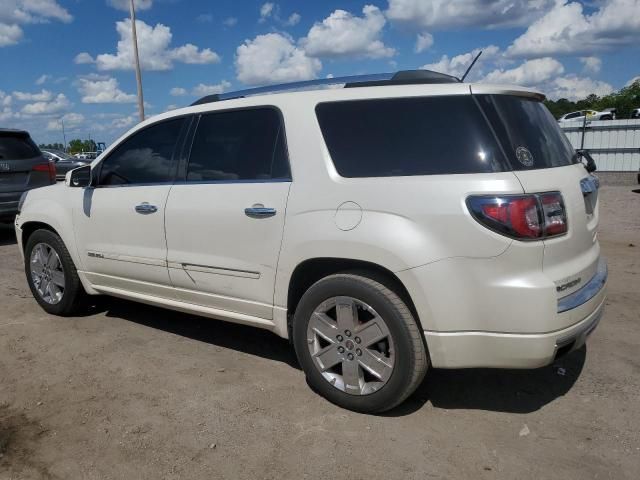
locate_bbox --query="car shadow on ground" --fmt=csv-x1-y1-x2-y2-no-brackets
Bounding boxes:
99,296,586,416
0,224,17,246
101,297,300,370
388,346,586,416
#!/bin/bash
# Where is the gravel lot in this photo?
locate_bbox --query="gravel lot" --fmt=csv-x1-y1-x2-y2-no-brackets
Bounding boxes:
1,185,639,479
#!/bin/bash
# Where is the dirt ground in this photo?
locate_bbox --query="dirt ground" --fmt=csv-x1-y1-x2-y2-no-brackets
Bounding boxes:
1,186,639,480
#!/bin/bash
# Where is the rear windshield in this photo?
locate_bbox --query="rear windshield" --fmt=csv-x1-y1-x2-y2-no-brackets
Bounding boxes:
475,95,575,170
316,96,507,177
0,134,41,161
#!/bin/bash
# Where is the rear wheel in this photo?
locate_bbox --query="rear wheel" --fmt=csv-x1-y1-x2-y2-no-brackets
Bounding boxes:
24,229,87,316
293,273,428,413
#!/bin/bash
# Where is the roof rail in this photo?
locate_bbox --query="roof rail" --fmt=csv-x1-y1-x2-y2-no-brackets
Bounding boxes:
190,69,459,106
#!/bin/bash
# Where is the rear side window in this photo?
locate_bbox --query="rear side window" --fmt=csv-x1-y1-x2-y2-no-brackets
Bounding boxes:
0,134,41,161
315,96,506,178
98,118,185,186
187,108,290,182
475,95,575,170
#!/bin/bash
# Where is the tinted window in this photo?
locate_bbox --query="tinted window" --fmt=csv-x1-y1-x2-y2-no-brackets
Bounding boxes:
476,95,575,170
565,112,580,119
98,118,184,185
187,108,290,181
0,134,41,161
315,96,505,178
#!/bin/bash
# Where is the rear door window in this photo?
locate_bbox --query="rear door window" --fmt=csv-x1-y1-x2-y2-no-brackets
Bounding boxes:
315,96,506,178
0,134,41,161
186,108,290,182
475,95,575,170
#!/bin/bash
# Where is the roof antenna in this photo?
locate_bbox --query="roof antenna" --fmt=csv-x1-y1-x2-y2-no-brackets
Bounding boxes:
460,50,482,82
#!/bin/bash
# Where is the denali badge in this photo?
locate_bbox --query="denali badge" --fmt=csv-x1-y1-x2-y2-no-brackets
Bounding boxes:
556,277,582,292
515,147,534,167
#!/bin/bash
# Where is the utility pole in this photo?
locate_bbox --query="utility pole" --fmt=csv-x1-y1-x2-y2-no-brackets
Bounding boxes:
130,0,145,122
61,117,67,151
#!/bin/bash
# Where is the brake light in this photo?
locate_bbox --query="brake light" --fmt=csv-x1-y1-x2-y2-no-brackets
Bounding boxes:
32,160,56,183
467,192,567,240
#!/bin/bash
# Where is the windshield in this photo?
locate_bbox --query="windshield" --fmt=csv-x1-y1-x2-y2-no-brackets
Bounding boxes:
475,95,575,170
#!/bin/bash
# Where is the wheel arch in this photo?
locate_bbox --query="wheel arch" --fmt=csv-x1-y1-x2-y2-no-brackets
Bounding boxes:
286,257,424,336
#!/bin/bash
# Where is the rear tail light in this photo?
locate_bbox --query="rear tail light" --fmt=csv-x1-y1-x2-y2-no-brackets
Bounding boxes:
32,160,56,183
467,192,567,240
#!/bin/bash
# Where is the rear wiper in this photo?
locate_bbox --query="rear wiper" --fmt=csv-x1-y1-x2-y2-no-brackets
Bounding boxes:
573,149,597,173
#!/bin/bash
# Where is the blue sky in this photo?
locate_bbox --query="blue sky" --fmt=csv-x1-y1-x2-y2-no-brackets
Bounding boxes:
1,0,639,146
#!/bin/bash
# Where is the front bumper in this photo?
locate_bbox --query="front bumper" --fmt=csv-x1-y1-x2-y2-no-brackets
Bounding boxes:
415,257,608,369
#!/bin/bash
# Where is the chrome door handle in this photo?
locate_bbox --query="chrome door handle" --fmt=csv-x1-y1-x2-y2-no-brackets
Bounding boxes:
245,207,276,218
135,202,158,214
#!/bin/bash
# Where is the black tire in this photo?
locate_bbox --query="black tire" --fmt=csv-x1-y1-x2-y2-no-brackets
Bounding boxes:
24,229,87,316
600,115,612,120
292,272,428,413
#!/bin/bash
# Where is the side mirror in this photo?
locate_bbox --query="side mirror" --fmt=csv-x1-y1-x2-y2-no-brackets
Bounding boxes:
575,149,597,173
66,164,93,188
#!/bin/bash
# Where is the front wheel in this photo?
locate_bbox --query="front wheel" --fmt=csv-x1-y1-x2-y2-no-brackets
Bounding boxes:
293,273,428,413
24,229,87,316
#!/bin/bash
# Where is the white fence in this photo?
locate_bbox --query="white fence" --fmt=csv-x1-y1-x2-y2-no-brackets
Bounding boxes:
560,119,640,172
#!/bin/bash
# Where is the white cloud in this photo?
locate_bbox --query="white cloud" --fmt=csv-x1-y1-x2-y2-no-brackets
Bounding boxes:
547,75,614,101
13,89,53,102
414,32,433,53
422,45,500,79
259,3,275,22
107,0,153,11
46,112,85,132
223,17,238,27
21,93,71,115
170,87,187,97
86,19,220,71
170,43,220,65
77,76,136,104
0,23,22,47
196,13,213,23
483,57,565,85
170,82,233,98
626,76,640,87
0,0,72,47
507,0,640,57
301,5,394,59
0,90,12,107
35,74,51,85
285,13,301,26
580,56,602,74
235,33,321,85
385,0,553,29
74,52,95,64
192,81,232,96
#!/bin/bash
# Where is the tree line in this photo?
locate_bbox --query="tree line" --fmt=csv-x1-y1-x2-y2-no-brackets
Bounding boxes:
39,139,97,154
544,79,640,119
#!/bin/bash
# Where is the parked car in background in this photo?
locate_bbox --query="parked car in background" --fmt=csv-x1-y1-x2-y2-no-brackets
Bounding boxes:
0,129,56,223
41,149,91,181
15,71,607,412
631,108,640,119
558,109,615,123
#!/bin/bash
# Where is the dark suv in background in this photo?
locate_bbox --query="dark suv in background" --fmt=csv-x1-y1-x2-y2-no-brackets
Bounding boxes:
0,129,56,223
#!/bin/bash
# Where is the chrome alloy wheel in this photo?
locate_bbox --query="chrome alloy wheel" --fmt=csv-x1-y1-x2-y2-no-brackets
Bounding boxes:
30,242,65,305
306,296,395,395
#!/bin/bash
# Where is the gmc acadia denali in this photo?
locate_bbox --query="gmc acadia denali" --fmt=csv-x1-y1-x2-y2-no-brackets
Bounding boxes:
15,70,607,412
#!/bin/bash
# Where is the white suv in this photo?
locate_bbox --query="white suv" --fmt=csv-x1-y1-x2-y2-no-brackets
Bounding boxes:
15,71,607,413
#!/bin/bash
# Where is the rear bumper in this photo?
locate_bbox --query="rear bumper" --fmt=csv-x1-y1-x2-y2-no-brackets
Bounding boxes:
0,192,21,220
400,251,608,369
424,296,605,368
